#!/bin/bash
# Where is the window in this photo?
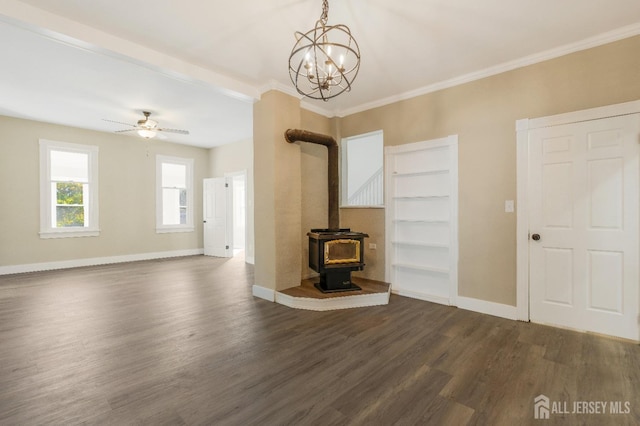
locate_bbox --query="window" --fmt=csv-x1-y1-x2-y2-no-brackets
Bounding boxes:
39,140,99,238
341,130,384,207
156,155,194,233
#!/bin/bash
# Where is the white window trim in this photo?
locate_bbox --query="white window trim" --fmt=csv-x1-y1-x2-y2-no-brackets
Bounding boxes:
156,155,195,233
39,139,99,239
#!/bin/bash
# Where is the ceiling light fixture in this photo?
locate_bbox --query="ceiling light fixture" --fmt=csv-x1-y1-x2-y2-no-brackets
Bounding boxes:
137,129,156,139
288,0,360,101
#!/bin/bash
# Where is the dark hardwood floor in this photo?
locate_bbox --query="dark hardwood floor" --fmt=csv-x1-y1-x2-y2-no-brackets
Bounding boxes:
0,254,638,425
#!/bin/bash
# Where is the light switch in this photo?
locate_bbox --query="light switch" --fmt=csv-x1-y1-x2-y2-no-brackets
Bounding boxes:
505,200,514,213
369,243,377,250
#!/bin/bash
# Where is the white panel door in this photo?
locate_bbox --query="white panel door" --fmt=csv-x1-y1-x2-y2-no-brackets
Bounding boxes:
529,114,639,340
203,177,232,258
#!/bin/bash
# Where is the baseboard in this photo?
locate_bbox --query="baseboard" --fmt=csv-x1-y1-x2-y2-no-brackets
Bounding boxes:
245,255,255,265
456,296,518,321
252,285,275,302
391,288,451,306
0,249,204,275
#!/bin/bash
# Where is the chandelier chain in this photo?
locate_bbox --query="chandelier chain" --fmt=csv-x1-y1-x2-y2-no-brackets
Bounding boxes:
321,0,329,25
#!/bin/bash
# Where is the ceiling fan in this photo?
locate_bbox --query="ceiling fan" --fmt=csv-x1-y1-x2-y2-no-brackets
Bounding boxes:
103,111,189,139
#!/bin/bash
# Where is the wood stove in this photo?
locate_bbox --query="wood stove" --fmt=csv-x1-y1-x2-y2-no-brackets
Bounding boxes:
308,228,369,293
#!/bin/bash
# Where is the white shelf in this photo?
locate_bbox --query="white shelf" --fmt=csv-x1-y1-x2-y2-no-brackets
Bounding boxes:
391,241,449,249
393,219,449,224
392,263,449,274
391,169,449,177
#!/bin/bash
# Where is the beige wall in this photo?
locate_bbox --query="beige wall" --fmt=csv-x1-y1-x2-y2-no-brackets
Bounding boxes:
337,35,640,306
209,138,255,262
253,90,303,291
0,116,209,268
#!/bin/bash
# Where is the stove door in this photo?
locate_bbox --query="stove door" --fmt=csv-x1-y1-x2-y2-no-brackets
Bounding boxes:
324,239,361,265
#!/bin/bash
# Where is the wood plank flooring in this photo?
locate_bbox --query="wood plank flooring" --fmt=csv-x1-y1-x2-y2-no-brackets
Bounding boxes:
0,254,638,425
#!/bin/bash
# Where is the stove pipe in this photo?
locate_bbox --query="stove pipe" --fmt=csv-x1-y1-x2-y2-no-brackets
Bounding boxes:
284,129,339,231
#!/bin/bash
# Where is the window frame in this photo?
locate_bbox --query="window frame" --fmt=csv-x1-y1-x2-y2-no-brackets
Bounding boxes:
39,139,99,239
156,155,194,233
341,130,385,208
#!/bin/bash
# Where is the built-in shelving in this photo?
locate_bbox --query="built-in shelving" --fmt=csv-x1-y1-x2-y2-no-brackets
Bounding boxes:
385,136,459,306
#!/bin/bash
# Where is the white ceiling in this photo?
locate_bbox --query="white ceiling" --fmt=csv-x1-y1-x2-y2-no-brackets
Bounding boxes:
1,0,640,148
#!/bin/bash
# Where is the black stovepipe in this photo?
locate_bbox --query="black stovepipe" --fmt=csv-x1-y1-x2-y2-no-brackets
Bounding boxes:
284,129,339,231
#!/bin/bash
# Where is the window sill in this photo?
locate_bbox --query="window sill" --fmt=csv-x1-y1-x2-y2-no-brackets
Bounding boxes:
156,227,194,234
39,229,100,239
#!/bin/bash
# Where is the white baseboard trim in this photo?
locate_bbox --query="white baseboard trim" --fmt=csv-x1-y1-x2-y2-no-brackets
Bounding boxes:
456,296,518,321
245,255,255,265
275,289,389,311
0,249,204,275
252,285,275,302
391,288,451,306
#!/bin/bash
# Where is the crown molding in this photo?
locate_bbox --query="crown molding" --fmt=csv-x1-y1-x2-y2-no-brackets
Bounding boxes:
299,100,335,118
257,80,335,118
332,22,640,118
258,79,300,100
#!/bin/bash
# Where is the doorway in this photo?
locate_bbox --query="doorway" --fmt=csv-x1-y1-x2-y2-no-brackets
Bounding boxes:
516,101,640,341
203,171,247,259
228,171,247,256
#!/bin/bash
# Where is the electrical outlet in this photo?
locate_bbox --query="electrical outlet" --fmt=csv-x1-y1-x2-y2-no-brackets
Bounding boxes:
369,243,377,250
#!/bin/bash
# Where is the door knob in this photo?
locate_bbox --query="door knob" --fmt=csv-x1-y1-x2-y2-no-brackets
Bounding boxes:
531,233,541,241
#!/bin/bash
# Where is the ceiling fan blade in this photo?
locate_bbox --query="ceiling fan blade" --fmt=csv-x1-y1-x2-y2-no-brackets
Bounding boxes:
157,128,190,135
102,119,136,127
115,128,137,133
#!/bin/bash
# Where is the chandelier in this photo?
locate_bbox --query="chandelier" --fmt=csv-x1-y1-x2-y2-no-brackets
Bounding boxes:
288,0,361,101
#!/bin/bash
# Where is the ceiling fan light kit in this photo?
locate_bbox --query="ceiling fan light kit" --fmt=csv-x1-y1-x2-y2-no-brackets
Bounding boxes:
137,129,157,139
288,0,361,101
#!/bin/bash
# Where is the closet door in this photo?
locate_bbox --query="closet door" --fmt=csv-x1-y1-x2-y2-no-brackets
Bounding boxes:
385,136,458,305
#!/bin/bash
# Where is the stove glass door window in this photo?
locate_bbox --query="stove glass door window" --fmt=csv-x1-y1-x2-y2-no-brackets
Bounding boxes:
324,239,360,264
